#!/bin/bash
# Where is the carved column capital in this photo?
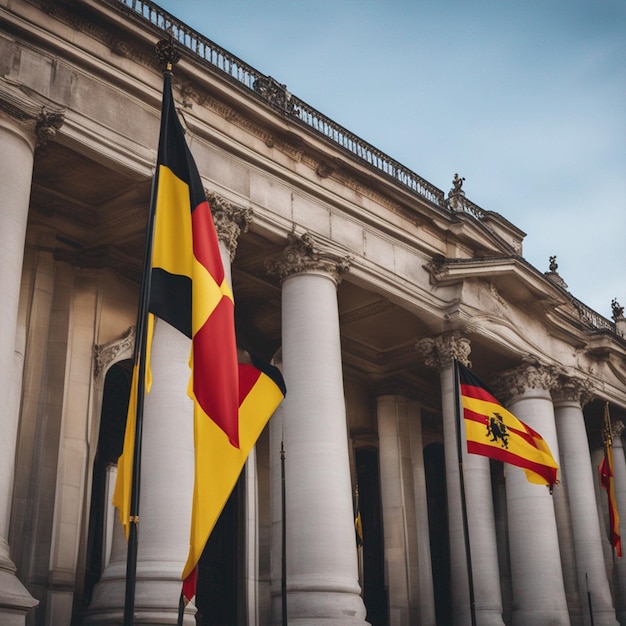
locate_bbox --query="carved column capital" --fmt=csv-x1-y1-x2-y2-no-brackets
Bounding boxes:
496,358,558,402
35,107,64,147
205,190,253,261
415,331,471,370
551,375,595,406
265,232,351,285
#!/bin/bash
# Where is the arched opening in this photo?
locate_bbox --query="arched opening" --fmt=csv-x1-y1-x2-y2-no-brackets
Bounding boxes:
83,359,133,608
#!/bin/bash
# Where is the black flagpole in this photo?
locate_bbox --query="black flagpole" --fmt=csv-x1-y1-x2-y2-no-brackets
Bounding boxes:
453,359,477,626
281,438,288,626
123,38,180,626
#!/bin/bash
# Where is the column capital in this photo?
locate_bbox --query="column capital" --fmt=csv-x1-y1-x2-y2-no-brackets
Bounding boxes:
415,331,470,370
205,190,253,261
0,82,64,147
551,375,594,406
265,232,351,284
496,358,558,402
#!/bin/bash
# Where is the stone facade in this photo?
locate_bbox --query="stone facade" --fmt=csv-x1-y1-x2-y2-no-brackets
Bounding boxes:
0,1,625,625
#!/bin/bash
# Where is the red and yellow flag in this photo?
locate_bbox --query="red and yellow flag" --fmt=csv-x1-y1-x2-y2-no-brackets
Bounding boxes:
599,402,621,557
456,360,559,489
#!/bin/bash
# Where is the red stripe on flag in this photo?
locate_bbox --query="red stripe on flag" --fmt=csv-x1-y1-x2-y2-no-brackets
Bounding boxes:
192,200,225,283
192,297,239,447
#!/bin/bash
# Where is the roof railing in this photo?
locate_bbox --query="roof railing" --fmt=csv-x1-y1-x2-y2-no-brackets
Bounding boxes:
111,0,617,338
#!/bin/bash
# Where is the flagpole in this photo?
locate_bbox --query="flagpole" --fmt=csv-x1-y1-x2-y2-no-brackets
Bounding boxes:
123,39,180,626
281,438,288,626
453,359,477,626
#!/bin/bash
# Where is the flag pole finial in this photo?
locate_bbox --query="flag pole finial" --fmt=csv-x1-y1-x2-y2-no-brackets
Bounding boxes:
156,35,180,74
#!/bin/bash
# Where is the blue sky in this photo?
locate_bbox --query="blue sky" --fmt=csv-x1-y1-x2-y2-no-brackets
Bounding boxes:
155,0,625,320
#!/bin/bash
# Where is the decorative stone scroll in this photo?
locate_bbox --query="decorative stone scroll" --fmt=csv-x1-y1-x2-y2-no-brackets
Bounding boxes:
551,375,595,406
93,326,135,379
265,232,351,285
495,357,559,403
415,331,471,370
205,190,253,260
35,107,65,147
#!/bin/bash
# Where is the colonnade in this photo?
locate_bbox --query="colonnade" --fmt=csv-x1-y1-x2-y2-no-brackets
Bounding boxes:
0,108,624,626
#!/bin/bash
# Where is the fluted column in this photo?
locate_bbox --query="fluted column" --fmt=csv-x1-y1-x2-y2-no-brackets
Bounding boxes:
554,379,618,625
417,334,504,626
266,233,367,625
498,361,569,626
0,111,42,624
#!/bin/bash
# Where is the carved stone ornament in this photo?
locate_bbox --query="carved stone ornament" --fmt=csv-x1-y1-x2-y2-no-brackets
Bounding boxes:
551,375,595,406
93,326,135,379
265,232,351,284
496,357,559,402
205,190,253,260
253,76,295,113
415,331,471,370
35,107,65,147
612,298,625,321
155,36,181,72
613,420,625,439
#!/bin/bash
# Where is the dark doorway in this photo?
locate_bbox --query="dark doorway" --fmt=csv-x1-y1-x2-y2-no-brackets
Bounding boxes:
195,475,243,626
424,442,451,625
83,359,133,608
355,447,387,626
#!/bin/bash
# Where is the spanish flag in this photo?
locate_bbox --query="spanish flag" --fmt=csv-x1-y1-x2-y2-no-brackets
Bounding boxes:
599,402,621,557
456,360,559,489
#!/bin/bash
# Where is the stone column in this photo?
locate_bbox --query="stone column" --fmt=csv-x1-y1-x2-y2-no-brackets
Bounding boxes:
266,233,367,625
0,110,48,625
499,361,569,626
376,392,436,625
417,334,504,626
87,195,251,625
554,378,618,626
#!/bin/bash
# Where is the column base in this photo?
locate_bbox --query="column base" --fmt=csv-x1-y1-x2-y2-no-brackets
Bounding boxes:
82,565,196,626
0,560,39,626
273,588,369,626
512,609,571,626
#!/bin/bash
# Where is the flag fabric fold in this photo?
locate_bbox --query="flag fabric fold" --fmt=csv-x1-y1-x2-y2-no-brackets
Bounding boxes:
456,360,559,489
599,402,621,557
182,355,286,601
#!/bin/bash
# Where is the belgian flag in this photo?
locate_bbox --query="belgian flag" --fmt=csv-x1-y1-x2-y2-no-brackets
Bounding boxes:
113,71,285,605
456,360,559,489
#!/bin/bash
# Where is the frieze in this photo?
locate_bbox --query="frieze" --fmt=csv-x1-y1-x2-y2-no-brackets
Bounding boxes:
265,232,351,284
415,331,471,370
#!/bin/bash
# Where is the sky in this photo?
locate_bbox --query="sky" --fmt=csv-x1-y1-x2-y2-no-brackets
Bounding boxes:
155,0,626,320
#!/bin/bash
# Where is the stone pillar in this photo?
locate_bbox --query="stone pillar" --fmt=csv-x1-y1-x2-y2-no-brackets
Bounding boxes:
417,334,504,626
85,320,196,625
266,233,367,625
609,422,626,625
0,111,42,624
554,379,618,626
376,392,436,626
499,361,569,626
376,394,417,625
